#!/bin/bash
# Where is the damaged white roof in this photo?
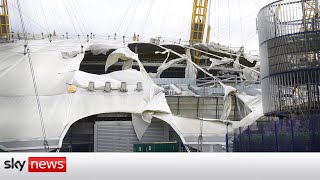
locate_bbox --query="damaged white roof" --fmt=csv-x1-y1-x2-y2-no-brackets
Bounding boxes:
0,39,263,151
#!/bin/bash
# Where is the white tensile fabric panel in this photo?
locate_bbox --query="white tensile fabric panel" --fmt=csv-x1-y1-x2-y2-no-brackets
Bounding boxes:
220,84,237,121
131,113,151,140
0,40,87,97
152,57,185,78
104,47,139,72
122,59,134,70
72,71,122,90
107,69,146,85
232,110,264,129
0,94,69,137
185,49,197,79
153,114,227,145
232,93,264,130
0,39,263,151
88,43,126,55
243,61,260,81
0,40,172,151
243,67,259,81
207,57,233,70
243,53,260,63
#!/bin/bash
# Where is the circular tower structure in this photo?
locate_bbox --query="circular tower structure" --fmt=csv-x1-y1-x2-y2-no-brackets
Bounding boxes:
257,0,320,117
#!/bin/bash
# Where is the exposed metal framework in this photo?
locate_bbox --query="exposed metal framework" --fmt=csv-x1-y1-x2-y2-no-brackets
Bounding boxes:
0,0,9,40
190,0,208,44
302,0,319,31
257,0,320,116
190,0,209,64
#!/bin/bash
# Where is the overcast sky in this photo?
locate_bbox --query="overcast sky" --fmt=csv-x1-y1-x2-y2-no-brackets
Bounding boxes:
8,0,275,53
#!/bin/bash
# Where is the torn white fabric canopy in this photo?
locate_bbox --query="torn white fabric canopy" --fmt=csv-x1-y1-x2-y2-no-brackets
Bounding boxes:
207,57,233,70
0,40,170,151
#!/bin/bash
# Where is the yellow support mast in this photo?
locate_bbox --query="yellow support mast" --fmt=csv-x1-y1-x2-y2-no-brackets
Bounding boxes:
190,0,208,43
0,0,10,40
190,0,209,64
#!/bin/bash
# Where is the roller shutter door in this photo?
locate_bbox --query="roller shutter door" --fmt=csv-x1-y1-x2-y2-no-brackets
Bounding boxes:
94,121,169,152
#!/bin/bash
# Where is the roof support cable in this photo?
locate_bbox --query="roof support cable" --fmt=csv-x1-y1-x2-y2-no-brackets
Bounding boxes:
141,0,154,35
116,0,134,35
40,0,51,42
8,1,49,37
238,0,244,45
16,0,50,152
228,0,232,58
70,0,88,38
66,0,85,39
217,0,220,44
124,0,139,36
62,0,80,41
74,0,92,34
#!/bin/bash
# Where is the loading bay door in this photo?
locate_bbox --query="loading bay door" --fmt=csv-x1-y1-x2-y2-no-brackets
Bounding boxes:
94,120,169,152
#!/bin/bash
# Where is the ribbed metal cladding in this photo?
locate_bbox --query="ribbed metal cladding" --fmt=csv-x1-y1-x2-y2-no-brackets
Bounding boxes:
94,121,169,152
257,0,320,115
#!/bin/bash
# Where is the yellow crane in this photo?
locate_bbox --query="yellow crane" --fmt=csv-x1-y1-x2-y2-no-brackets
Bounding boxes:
0,0,10,40
189,0,211,64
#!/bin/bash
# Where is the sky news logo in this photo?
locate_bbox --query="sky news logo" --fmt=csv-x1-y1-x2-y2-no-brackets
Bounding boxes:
4,157,66,172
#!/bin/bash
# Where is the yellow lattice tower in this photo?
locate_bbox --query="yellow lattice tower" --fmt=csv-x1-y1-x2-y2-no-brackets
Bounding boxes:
190,0,208,64
0,0,10,40
190,0,208,43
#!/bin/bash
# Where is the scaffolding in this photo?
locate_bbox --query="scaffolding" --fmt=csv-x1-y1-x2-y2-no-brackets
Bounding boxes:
0,0,9,40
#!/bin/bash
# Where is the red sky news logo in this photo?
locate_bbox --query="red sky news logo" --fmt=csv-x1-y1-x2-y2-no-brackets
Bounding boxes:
4,157,66,172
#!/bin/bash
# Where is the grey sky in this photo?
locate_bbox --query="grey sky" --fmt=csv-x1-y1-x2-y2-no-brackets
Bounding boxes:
8,0,275,53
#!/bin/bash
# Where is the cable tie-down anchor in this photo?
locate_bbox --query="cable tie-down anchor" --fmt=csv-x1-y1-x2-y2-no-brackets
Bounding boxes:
24,44,27,55
88,81,95,91
42,140,50,152
49,34,52,42
120,82,128,92
135,82,143,91
104,82,112,92
81,45,84,53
